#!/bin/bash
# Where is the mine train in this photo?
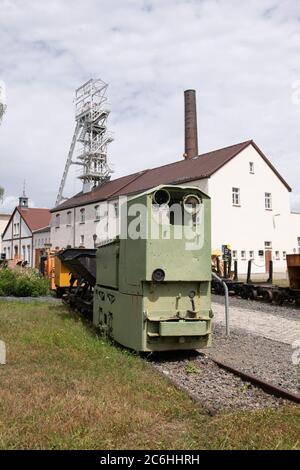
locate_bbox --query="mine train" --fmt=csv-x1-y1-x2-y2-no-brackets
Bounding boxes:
212,251,300,306
50,185,213,352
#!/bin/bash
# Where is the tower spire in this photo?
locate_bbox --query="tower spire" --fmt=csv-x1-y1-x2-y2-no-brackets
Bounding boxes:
19,182,28,208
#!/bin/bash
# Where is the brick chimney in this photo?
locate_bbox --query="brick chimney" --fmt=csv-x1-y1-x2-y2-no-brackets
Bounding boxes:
184,89,198,159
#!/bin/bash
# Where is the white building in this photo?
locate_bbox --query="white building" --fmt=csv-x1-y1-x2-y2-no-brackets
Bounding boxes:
50,140,300,275
1,193,51,268
0,213,10,255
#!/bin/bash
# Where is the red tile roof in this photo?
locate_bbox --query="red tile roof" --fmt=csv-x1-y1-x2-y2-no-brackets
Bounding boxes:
18,207,51,232
51,139,291,212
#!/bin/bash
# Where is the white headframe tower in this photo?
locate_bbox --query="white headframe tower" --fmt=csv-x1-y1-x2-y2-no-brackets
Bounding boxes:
55,78,113,206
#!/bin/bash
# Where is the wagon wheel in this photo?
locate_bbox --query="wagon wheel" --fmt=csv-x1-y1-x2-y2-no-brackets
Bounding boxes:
240,287,248,300
248,288,258,301
295,296,300,306
262,289,273,303
273,291,284,306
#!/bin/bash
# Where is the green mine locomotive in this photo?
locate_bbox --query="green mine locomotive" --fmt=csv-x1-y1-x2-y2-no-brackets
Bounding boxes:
56,184,212,352
92,185,212,352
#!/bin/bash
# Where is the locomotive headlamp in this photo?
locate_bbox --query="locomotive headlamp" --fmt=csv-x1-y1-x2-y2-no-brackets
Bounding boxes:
153,189,170,206
152,268,165,282
183,194,202,214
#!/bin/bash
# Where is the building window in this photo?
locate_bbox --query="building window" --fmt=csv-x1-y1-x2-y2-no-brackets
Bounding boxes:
249,162,254,174
95,205,100,221
275,251,280,260
13,223,19,236
232,188,240,206
22,245,25,260
241,250,246,260
265,192,272,210
249,250,254,259
80,208,85,224
114,202,119,217
14,246,18,257
232,250,237,260
27,245,31,264
283,251,287,260
264,241,272,250
67,211,72,226
80,235,84,245
55,214,60,228
7,247,10,259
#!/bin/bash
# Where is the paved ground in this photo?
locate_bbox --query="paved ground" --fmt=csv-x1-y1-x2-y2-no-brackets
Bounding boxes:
212,296,300,345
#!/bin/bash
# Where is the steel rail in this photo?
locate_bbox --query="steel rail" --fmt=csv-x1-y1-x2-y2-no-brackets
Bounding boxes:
212,358,300,404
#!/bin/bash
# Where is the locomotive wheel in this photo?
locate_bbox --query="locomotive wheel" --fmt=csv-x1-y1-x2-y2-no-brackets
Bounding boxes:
262,289,273,303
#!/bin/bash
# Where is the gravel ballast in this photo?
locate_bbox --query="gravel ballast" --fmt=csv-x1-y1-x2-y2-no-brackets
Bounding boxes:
151,296,300,414
151,351,290,414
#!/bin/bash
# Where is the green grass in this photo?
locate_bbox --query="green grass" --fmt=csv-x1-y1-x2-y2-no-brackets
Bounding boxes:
0,302,299,450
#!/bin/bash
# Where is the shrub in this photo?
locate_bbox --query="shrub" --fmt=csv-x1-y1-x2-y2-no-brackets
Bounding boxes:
0,267,49,297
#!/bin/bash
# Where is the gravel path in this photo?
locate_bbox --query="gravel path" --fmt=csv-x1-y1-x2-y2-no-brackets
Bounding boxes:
151,351,289,414
206,323,299,394
151,297,300,414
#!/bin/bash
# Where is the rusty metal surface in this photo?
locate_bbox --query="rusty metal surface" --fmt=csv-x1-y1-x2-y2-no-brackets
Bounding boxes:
184,89,198,159
213,358,300,404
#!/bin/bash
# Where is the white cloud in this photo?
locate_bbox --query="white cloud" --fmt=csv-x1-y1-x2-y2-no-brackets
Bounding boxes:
0,0,300,211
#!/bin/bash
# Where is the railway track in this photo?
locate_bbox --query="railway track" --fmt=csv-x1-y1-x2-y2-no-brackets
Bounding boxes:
212,358,300,404
149,351,300,413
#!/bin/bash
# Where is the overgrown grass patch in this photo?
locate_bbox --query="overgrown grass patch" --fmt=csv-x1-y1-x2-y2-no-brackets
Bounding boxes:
0,267,49,297
0,302,299,450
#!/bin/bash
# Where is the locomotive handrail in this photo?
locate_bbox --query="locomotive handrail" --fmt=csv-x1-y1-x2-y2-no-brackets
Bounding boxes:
212,272,230,336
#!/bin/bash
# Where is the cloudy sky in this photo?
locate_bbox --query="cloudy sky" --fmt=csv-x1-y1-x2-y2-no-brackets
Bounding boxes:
0,0,300,212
